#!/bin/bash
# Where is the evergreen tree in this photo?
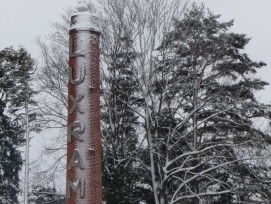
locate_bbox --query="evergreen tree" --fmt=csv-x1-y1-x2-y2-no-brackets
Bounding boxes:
0,47,37,203
0,99,24,203
0,47,36,115
150,4,271,203
101,34,152,203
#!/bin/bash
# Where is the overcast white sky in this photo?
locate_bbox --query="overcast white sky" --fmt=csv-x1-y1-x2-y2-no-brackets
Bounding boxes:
1,0,270,102
0,0,76,53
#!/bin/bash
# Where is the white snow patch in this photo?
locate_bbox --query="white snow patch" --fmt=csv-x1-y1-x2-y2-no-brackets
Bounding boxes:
70,11,99,32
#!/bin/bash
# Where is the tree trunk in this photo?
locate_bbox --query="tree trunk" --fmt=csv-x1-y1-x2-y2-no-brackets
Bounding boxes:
193,69,199,204
24,100,30,204
146,107,159,203
160,189,166,204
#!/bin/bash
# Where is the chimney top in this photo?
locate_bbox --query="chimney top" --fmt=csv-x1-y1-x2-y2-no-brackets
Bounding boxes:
77,0,88,12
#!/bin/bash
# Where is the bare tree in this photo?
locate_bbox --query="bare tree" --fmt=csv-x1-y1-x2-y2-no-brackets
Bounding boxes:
34,1,271,203
34,5,98,184
32,8,71,192
100,1,153,202
99,0,191,203
102,1,271,203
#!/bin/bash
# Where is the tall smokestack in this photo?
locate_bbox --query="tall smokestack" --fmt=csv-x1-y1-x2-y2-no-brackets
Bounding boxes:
66,1,102,203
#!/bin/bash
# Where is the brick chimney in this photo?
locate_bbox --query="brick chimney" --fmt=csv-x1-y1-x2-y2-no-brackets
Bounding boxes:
66,1,102,203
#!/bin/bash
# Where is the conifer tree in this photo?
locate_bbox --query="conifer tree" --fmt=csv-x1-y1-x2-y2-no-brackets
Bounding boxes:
149,4,271,203
0,99,23,204
0,47,36,115
0,47,37,203
101,33,152,202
